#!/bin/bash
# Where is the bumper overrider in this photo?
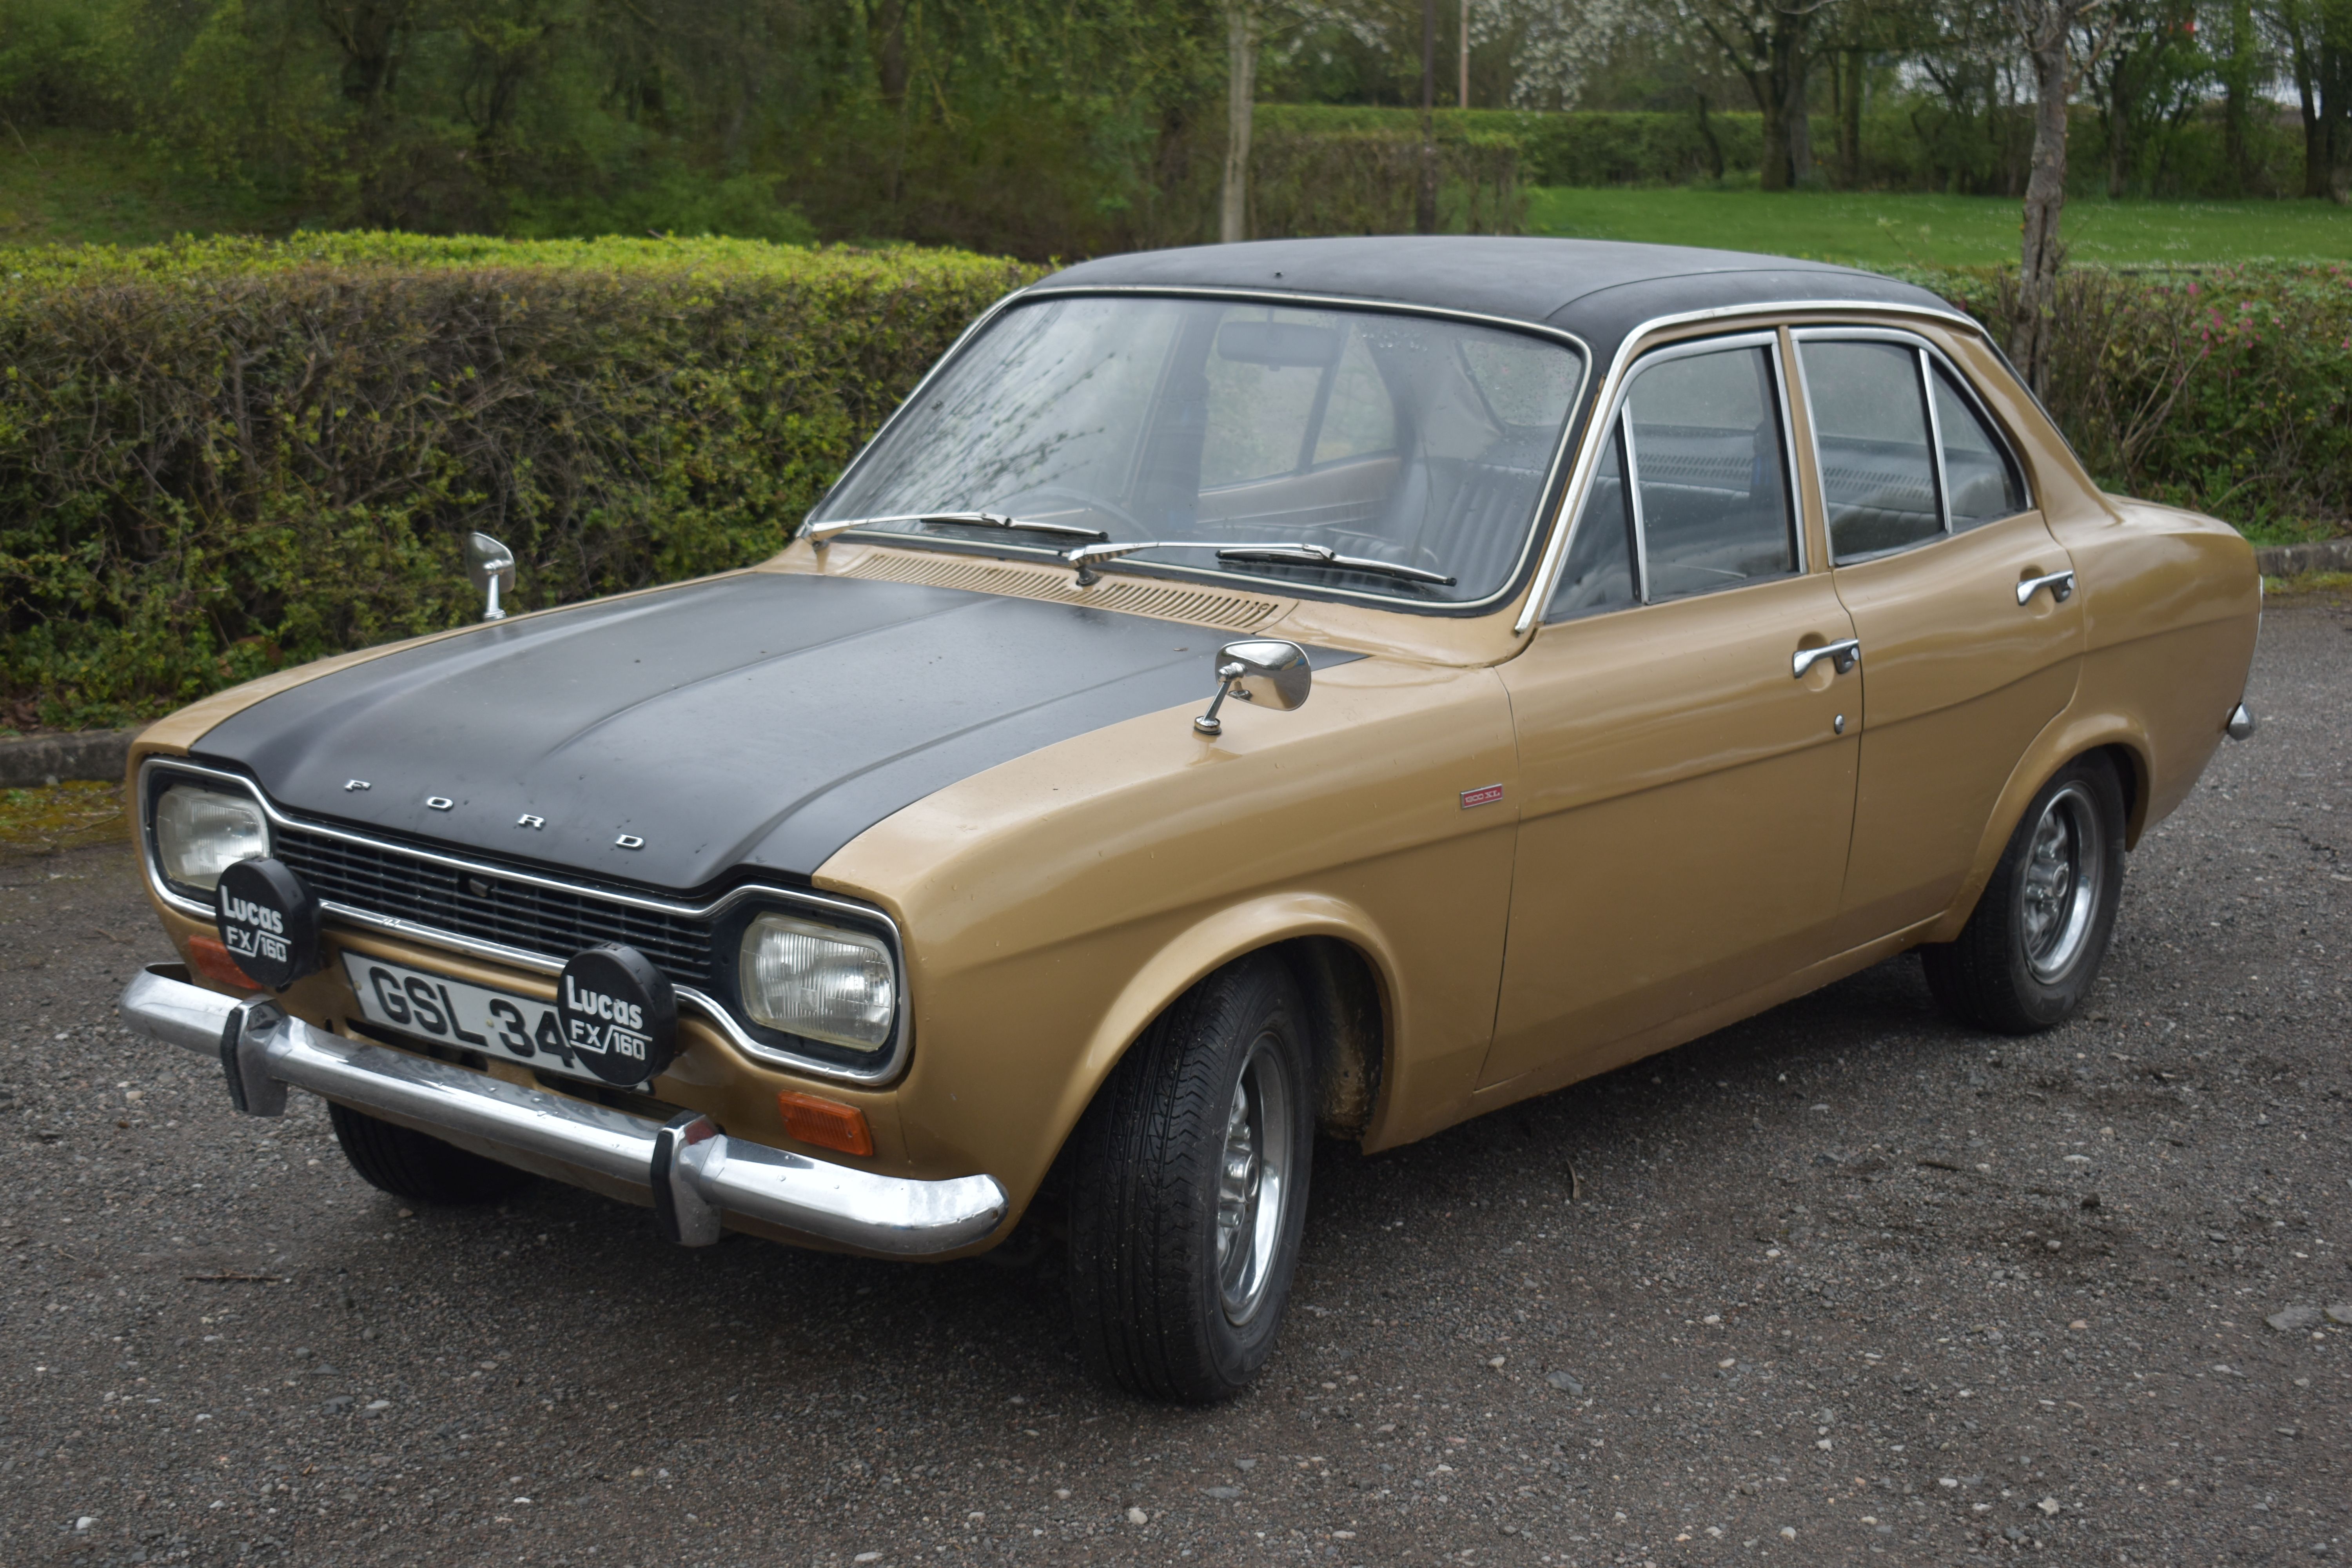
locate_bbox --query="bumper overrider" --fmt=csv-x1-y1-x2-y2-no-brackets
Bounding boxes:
117,964,1007,1256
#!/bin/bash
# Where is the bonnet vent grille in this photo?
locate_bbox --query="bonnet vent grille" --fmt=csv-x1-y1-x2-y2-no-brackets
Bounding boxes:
837,551,1284,632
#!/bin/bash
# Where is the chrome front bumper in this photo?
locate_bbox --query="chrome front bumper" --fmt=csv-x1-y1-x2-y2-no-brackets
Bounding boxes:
117,964,1006,1256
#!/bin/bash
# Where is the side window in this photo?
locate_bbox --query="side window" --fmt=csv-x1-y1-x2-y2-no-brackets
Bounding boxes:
1802,339,1941,563
1625,344,1797,600
1931,365,2026,529
1546,421,1636,619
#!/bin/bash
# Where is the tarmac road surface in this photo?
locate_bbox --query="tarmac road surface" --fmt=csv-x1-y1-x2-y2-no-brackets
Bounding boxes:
3,593,2347,1567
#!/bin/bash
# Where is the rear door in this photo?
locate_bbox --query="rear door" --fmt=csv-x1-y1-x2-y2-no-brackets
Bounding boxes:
1791,328,2086,946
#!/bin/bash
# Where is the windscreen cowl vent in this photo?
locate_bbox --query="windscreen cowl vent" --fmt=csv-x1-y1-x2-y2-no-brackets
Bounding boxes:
836,549,1286,632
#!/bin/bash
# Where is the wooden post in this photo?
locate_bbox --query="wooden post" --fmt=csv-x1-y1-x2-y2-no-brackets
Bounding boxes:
1460,0,1471,111
1419,0,1437,233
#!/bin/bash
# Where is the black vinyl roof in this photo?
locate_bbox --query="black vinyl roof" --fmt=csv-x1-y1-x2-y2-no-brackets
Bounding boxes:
1033,236,1961,365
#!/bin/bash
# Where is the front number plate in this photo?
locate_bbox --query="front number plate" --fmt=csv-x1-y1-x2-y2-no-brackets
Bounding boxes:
340,954,602,1083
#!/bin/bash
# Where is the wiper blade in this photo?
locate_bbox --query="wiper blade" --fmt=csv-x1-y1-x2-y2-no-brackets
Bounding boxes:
1214,544,1456,587
804,512,1109,544
1062,539,1455,588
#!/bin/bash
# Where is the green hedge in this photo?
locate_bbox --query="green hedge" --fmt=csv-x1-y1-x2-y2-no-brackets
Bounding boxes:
1256,104,2308,199
2,238,2342,731
1912,263,2352,548
1249,118,1525,237
0,235,1042,730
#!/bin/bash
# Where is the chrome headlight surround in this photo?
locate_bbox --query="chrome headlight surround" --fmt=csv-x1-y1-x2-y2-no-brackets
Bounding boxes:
712,903,905,1072
137,757,914,1086
143,764,271,901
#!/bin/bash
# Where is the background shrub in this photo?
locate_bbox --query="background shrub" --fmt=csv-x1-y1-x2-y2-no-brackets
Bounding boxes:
0,235,1041,730
1249,113,1525,237
2,239,2341,732
1915,263,2352,546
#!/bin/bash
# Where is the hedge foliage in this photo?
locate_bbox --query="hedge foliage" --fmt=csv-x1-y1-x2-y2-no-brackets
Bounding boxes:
2,238,2344,731
1915,264,2352,547
1250,114,1526,238
0,235,1042,730
1257,104,2310,201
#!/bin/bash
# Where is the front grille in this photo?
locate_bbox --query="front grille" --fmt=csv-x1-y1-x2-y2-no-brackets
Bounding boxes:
274,826,717,985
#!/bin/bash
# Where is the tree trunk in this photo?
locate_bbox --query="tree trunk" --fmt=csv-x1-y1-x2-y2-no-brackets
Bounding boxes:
2013,40,2074,394
2296,67,2327,198
1460,0,1471,109
1785,54,1814,186
1418,0,1438,232
1696,90,1726,182
2223,0,2253,190
1836,47,1864,189
873,0,909,106
1218,0,1261,244
2107,54,2130,199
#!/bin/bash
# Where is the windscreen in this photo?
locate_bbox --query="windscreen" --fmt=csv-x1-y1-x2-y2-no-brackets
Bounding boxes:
810,294,1586,605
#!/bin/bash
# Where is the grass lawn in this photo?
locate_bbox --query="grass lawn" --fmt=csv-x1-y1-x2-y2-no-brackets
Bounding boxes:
1526,186,2352,269
0,129,309,247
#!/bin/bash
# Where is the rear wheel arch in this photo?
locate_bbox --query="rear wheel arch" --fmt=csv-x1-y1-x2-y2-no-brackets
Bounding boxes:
2097,740,2149,846
1934,722,2152,942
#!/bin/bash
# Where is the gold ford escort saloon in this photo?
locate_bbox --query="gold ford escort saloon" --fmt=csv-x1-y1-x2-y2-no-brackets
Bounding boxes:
120,238,2260,1401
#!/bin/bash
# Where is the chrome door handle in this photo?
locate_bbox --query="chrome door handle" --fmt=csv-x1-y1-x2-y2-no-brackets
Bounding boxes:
1791,638,1861,679
2016,569,2076,606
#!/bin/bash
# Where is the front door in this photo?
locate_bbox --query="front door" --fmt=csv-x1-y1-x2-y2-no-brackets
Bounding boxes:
1791,330,2087,946
1483,332,1861,1092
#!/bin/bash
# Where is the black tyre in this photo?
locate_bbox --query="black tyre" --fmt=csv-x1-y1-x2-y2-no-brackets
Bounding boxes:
1922,753,2126,1034
328,1101,531,1206
1067,955,1315,1403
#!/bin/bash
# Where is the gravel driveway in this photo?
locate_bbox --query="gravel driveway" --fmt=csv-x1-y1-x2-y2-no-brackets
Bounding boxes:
5,593,2345,1568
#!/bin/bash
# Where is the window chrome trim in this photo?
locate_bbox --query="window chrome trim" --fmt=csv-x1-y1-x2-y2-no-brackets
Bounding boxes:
136,757,911,1087
1917,345,1954,534
1787,323,2036,567
806,284,1594,617
1542,327,1801,621
1619,412,1650,600
1517,297,1981,633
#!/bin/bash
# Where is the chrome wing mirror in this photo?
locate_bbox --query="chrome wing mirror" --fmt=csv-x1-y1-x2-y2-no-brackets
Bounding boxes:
465,532,517,621
1194,639,1312,736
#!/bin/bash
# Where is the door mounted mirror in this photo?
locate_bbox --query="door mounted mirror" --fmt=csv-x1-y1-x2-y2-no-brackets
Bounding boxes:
465,532,517,622
1194,639,1312,736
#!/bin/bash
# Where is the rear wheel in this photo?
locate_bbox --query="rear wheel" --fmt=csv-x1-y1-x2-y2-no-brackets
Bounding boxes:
1067,955,1314,1403
328,1102,531,1206
1922,754,2126,1034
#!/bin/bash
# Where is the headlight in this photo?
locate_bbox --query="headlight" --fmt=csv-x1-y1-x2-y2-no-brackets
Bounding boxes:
737,913,896,1053
154,782,269,892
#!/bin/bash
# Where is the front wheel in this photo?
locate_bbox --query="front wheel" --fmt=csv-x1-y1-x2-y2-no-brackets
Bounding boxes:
1066,955,1315,1402
329,1102,531,1206
1922,754,2126,1034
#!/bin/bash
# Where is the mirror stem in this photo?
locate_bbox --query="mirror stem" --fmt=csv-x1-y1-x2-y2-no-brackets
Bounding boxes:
1194,661,1246,736
483,576,506,622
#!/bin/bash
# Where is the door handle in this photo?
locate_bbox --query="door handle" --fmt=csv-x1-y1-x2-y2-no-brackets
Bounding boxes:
1791,638,1861,679
2016,569,2076,606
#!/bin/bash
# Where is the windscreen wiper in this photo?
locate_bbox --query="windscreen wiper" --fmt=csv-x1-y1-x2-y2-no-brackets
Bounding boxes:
1063,539,1455,589
804,512,1110,544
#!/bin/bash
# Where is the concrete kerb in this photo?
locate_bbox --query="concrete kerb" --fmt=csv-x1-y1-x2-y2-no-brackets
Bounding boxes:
0,727,142,788
2254,537,2352,579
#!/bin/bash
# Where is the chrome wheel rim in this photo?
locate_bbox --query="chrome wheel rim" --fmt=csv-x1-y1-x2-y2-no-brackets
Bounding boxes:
2020,782,2103,982
1215,1035,1292,1327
